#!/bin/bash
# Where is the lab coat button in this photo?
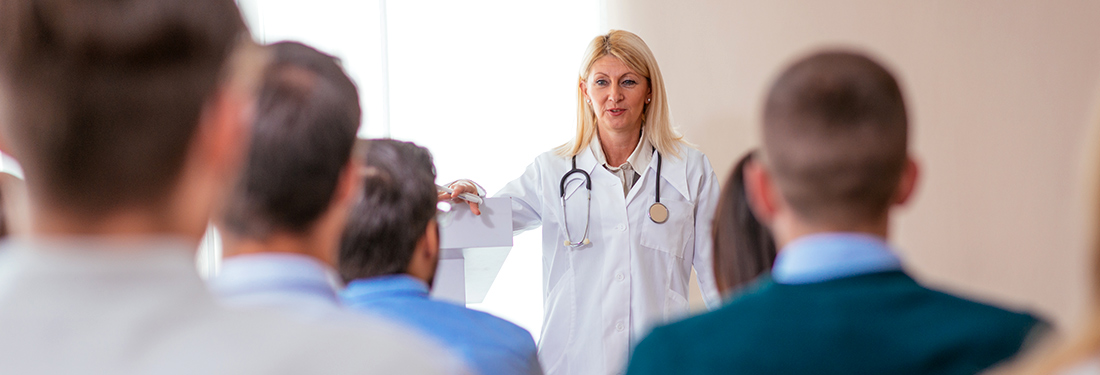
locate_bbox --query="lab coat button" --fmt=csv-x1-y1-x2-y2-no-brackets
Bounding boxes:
615,322,625,332
616,273,625,281
615,224,625,231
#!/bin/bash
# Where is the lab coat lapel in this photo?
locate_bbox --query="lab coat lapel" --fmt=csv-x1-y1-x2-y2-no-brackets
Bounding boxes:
561,146,600,200
628,147,691,205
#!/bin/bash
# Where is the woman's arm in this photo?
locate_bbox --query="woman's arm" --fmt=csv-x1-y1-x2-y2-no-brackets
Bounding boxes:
494,158,546,235
692,155,723,310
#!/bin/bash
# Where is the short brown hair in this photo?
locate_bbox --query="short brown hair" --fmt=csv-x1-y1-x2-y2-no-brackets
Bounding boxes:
0,0,249,213
762,50,908,225
221,41,360,238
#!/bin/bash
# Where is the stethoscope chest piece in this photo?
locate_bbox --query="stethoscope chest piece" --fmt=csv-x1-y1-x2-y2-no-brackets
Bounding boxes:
649,202,669,224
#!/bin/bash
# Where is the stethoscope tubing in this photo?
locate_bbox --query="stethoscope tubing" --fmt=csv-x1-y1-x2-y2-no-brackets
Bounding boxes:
561,156,593,247
559,150,664,247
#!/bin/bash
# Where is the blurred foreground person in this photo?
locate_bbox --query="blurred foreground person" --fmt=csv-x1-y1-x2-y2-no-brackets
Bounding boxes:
711,150,777,297
0,1,457,373
626,50,1046,375
0,171,28,238
207,41,464,371
340,139,543,375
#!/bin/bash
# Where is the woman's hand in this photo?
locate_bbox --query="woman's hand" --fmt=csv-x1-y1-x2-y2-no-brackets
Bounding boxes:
439,180,482,216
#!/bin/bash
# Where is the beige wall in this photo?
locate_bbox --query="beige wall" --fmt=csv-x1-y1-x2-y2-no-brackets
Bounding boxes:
606,0,1100,329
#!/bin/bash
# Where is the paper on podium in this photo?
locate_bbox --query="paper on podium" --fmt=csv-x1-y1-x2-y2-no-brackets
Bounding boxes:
431,197,513,305
439,197,512,249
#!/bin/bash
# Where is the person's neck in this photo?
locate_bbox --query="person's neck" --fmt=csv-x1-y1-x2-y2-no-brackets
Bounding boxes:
223,229,336,268
773,215,890,250
29,203,204,240
597,126,642,167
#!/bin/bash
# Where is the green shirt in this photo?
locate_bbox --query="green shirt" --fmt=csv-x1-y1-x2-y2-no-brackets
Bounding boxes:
626,271,1043,375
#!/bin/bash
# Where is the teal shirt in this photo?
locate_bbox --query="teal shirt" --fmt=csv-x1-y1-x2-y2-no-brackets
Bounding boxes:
626,272,1041,375
626,234,1043,375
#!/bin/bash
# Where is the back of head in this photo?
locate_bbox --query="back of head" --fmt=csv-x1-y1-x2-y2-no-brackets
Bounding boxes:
221,41,361,238
762,50,908,226
339,139,437,283
0,0,249,214
712,151,777,296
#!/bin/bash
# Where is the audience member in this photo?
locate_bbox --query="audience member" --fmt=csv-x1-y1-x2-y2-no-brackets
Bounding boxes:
339,139,543,375
0,171,26,237
711,150,777,296
210,41,366,318
625,50,1047,375
207,41,466,373
0,1,461,373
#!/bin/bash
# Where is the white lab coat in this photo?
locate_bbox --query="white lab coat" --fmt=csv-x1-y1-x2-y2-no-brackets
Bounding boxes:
495,143,722,375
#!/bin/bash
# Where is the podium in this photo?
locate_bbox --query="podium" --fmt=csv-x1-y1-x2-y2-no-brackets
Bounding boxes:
429,197,514,305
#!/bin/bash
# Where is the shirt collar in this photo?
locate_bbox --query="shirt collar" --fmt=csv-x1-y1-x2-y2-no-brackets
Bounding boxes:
568,130,692,202
0,236,213,302
771,232,903,285
208,253,342,304
589,127,652,173
342,274,430,301
0,236,201,276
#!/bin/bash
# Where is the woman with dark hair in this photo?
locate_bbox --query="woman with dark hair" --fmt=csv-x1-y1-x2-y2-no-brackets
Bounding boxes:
711,150,777,297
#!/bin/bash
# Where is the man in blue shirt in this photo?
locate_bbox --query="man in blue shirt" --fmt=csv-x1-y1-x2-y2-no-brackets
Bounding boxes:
626,51,1046,375
339,139,543,375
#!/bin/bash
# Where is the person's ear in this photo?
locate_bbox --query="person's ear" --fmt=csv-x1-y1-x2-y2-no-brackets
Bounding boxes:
0,96,17,160
579,79,590,104
0,131,11,160
332,157,362,208
892,156,920,206
194,84,254,180
423,219,439,262
408,219,440,284
743,159,781,227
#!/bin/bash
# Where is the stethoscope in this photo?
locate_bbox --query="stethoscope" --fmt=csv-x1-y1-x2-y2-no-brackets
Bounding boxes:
560,149,668,247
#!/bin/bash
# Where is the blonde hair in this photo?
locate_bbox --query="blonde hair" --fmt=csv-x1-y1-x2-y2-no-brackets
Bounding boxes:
558,30,686,158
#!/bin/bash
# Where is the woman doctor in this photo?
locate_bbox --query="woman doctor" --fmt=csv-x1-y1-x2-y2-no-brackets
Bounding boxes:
447,30,721,375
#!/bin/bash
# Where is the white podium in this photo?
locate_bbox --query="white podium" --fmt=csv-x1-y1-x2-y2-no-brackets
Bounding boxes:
429,197,514,305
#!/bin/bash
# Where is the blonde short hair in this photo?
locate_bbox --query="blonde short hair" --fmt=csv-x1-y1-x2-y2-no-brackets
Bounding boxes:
558,30,685,158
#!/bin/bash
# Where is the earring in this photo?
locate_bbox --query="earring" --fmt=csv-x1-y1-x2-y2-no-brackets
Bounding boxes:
646,98,651,103
586,99,591,104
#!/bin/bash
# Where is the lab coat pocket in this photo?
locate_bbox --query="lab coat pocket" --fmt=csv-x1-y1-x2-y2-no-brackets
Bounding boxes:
539,267,576,373
665,289,690,321
638,199,694,259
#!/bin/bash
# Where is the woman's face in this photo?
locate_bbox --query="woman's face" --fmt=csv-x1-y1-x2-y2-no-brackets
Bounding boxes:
582,56,651,133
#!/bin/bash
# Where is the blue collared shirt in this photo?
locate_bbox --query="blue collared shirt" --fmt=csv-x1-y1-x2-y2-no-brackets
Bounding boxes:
771,233,903,285
342,274,543,375
207,253,346,321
